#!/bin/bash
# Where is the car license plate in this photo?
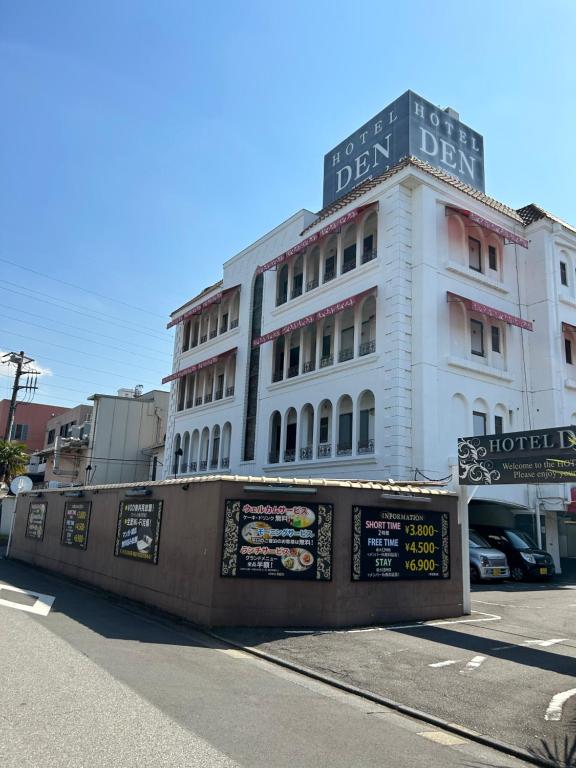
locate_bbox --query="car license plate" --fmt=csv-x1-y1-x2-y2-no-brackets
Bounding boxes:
539,567,548,575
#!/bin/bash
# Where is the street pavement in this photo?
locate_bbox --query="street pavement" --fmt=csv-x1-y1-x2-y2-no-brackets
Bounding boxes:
0,556,530,768
221,574,576,765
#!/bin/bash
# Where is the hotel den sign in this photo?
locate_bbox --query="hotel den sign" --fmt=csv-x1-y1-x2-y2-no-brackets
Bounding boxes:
458,426,576,485
323,90,485,207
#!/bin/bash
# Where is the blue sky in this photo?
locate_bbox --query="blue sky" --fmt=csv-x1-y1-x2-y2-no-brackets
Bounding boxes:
1,0,575,407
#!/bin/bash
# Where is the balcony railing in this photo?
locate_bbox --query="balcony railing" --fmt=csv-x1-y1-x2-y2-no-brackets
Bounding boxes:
204,393,213,403
268,450,280,464
210,459,218,469
220,320,228,334
342,260,356,274
230,318,239,329
318,444,331,458
199,460,207,471
209,328,217,339
221,457,229,468
225,386,235,397
320,354,333,368
186,400,193,409
338,347,354,363
287,365,299,378
180,463,188,473
272,370,283,383
200,334,207,344
359,340,376,356
283,449,296,462
357,439,375,454
215,389,223,401
361,248,377,264
337,444,352,456
195,396,203,406
292,284,303,299
306,278,319,291
323,269,335,283
189,461,197,471
303,360,315,373
300,446,312,460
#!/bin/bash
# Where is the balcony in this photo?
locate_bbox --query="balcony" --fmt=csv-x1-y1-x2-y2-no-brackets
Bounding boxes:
361,248,377,264
292,284,303,299
210,459,218,469
272,370,283,383
303,361,315,373
221,457,230,468
318,444,331,458
359,340,376,356
204,393,213,404
337,443,352,456
320,354,333,368
306,278,319,292
338,347,354,363
287,365,299,378
199,460,207,471
215,389,223,401
195,396,203,406
225,386,235,397
342,260,356,274
220,320,228,334
189,461,197,471
200,334,208,344
323,269,335,283
300,446,312,460
209,329,217,339
357,439,375,454
185,400,193,409
230,318,239,329
283,449,296,463
180,463,188,473
268,450,280,464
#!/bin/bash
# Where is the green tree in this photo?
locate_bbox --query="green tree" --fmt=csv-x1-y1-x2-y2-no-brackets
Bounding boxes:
0,440,29,485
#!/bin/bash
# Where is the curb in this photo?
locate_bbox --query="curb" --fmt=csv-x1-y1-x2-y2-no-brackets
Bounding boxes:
205,628,556,768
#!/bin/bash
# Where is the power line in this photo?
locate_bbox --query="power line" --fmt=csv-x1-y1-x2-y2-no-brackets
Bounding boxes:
0,311,171,364
0,255,168,320
23,354,163,388
0,282,170,340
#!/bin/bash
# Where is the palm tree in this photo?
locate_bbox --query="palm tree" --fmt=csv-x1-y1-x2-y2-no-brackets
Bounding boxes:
0,440,29,485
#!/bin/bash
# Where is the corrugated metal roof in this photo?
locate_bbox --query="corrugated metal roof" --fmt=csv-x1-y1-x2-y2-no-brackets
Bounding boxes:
302,156,524,235
517,203,576,236
22,474,452,496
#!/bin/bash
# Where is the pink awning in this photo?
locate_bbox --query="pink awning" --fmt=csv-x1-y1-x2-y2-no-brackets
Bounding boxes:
446,206,529,249
167,285,240,329
255,204,376,276
252,287,377,348
447,292,533,331
162,347,237,384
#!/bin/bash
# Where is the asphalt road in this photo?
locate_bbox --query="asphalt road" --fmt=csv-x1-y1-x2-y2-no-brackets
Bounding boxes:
0,557,529,768
221,576,576,765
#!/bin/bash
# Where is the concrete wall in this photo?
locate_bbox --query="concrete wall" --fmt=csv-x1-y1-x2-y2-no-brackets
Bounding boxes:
9,480,462,628
0,496,15,537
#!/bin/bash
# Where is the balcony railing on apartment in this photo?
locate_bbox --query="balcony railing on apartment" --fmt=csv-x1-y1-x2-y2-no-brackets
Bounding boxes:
338,347,354,363
342,260,356,274
361,248,377,264
303,361,315,373
204,393,213,403
209,328,217,339
225,386,235,397
221,457,230,468
359,340,376,356
300,446,312,460
186,400,193,410
357,439,375,454
200,334,208,344
199,460,207,471
292,284,303,299
317,443,331,458
287,365,299,378
283,449,296,462
220,320,228,334
306,278,319,292
189,461,197,471
195,396,203,406
180,463,188,473
323,269,335,283
320,354,333,368
336,443,352,456
230,318,239,329
215,389,223,401
272,370,283,383
268,450,280,464
210,459,218,469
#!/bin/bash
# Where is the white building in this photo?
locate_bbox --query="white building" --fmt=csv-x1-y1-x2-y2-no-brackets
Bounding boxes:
163,110,576,574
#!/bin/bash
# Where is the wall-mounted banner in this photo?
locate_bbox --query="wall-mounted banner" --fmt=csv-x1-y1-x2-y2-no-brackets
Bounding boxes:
352,506,450,581
459,425,576,485
61,501,92,549
114,499,163,564
25,502,47,540
221,499,333,580
323,90,484,207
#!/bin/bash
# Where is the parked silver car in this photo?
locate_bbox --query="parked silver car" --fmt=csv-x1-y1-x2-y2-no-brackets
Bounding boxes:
469,529,510,582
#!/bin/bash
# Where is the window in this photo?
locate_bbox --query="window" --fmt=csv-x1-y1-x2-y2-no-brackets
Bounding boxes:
469,237,482,272
11,424,28,441
292,272,303,298
560,262,568,286
566,338,573,365
319,417,329,444
324,254,335,281
338,413,352,448
342,244,356,273
359,410,370,443
322,334,332,357
47,429,55,445
488,245,497,271
491,325,501,353
473,411,487,436
495,415,504,434
470,319,484,356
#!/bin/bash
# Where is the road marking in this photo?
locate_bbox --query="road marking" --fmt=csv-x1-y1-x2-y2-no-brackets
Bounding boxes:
418,731,467,746
0,585,55,616
460,655,486,673
429,660,458,668
545,688,576,721
472,599,539,609
524,638,568,648
283,611,501,635
217,648,252,659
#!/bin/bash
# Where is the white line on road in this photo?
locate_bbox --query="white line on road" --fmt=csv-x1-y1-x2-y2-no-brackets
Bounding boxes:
524,638,568,648
283,611,501,635
0,584,55,616
428,660,458,668
460,655,486,673
545,688,576,721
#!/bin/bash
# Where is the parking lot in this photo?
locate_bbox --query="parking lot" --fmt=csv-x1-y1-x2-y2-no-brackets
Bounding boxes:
222,570,576,762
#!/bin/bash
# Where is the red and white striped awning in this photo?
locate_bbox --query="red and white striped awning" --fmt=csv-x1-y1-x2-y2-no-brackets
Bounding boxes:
167,285,240,329
447,292,533,331
255,204,376,276
446,206,529,249
252,287,377,348
162,347,237,385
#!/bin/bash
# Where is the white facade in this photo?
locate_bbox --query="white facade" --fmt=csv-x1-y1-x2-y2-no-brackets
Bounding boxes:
163,157,576,572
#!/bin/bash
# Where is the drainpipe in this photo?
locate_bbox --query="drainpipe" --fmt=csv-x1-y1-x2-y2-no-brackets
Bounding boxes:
53,435,62,473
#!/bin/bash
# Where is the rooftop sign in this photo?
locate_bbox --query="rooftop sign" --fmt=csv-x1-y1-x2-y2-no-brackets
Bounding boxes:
323,90,485,207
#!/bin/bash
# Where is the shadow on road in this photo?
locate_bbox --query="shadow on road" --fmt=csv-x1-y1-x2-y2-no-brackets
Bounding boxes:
469,719,576,768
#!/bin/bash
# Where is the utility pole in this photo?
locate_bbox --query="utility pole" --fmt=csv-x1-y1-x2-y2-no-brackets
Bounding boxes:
2,351,39,442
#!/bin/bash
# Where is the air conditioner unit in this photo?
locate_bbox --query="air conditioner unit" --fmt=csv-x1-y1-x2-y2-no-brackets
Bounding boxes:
69,425,82,439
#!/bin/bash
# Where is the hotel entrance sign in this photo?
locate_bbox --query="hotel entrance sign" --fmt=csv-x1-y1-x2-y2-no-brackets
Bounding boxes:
458,426,576,485
323,90,485,207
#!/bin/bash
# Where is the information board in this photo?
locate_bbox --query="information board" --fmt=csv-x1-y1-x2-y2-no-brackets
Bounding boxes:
114,499,163,564
221,499,333,580
352,506,450,581
61,501,92,549
25,502,47,541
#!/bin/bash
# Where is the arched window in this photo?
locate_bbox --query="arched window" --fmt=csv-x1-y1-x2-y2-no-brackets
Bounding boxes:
210,425,220,469
472,398,489,437
359,295,376,356
284,408,297,462
317,400,333,458
269,411,281,463
320,318,334,367
302,325,317,373
230,291,240,328
288,332,300,378
221,423,232,469
182,320,191,352
292,255,304,298
190,430,200,472
277,264,289,305
357,391,375,454
337,395,353,455
272,337,285,382
173,433,182,475
306,246,320,291
338,307,355,362
361,211,378,263
182,431,190,473
323,236,337,283
342,224,357,273
199,428,210,470
300,404,314,460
